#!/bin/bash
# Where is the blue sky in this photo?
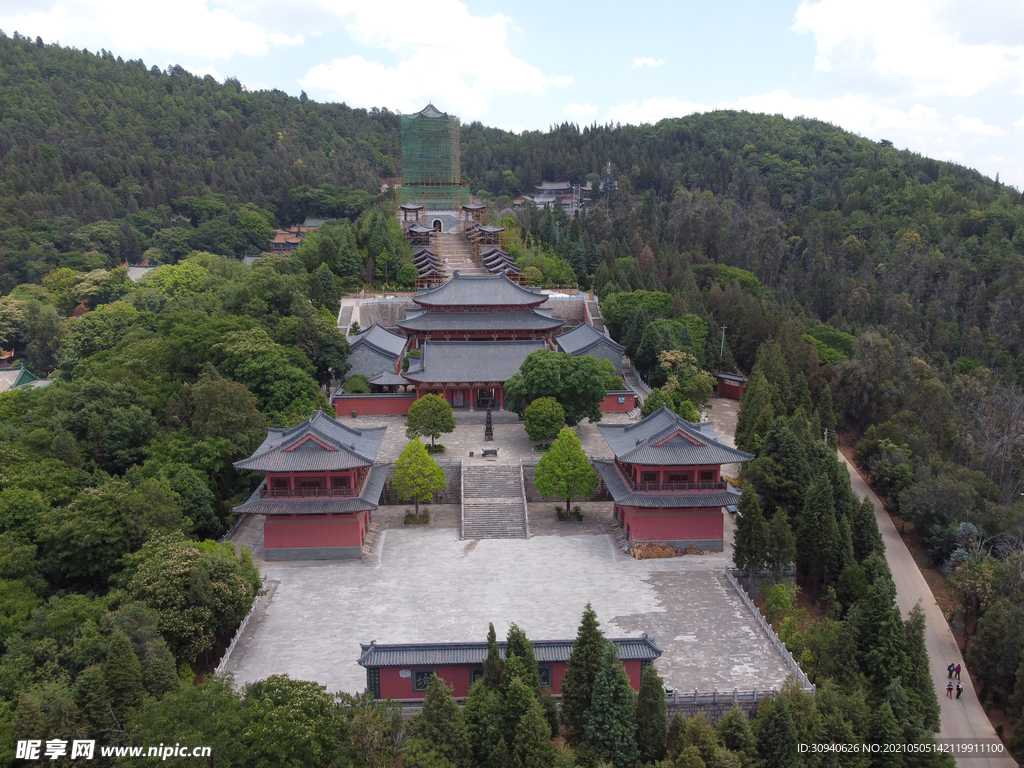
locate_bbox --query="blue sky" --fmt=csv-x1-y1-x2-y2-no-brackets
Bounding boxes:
3,0,1024,186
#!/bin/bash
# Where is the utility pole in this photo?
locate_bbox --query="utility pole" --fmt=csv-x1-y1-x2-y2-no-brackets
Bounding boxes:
719,326,727,371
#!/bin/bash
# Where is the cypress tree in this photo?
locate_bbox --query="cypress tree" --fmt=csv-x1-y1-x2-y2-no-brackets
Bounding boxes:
104,628,145,724
735,369,771,453
850,580,908,688
560,603,606,746
680,712,721,766
505,624,541,694
635,664,666,764
796,478,842,602
74,664,113,735
765,509,797,576
744,417,810,514
464,680,502,767
501,676,536,753
512,699,557,768
715,705,757,763
816,386,837,440
142,645,180,700
622,307,648,359
852,496,884,561
752,339,791,414
869,702,905,767
484,623,503,691
755,695,798,768
415,674,472,768
733,488,769,576
584,643,639,768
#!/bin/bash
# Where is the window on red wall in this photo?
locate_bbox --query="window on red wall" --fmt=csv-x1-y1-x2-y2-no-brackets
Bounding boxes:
699,471,714,482
331,476,350,489
641,471,658,484
272,478,289,490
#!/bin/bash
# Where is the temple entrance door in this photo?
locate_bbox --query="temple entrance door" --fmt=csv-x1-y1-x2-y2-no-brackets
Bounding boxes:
453,390,465,408
432,219,442,232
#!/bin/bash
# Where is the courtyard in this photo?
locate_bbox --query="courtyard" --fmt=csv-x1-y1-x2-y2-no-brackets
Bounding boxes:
223,398,795,697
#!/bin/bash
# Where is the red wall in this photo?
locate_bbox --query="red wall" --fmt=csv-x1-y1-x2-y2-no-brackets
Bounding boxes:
332,394,415,416
717,380,746,400
264,512,367,550
618,505,724,544
600,391,636,412
374,659,644,699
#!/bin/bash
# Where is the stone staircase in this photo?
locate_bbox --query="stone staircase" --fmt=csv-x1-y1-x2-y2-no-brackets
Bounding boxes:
461,464,529,539
435,232,486,276
586,299,604,331
337,303,354,333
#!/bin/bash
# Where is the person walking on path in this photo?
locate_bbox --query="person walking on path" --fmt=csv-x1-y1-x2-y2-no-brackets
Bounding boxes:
955,663,961,680
956,682,964,700
948,662,955,679
947,682,954,698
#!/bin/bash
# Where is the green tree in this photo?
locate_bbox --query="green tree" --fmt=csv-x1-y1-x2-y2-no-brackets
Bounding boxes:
796,478,843,602
851,496,884,562
464,680,503,767
584,643,639,768
413,674,472,768
560,603,606,747
967,598,1024,699
501,674,536,753
524,397,565,443
393,439,447,518
715,705,757,764
640,389,671,418
635,663,667,764
406,393,456,448
505,624,542,694
504,349,607,426
765,509,797,576
534,428,598,517
732,488,769,576
903,604,941,732
104,628,145,723
755,695,798,768
484,622,503,691
513,699,556,768
74,664,112,735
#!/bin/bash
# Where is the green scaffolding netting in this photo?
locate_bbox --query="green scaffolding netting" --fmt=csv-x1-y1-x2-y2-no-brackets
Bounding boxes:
399,105,469,209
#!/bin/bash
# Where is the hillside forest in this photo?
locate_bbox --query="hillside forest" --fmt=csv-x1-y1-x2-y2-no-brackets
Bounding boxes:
0,31,1023,764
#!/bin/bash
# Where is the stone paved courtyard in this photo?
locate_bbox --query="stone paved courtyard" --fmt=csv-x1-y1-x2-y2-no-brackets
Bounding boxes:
224,399,795,697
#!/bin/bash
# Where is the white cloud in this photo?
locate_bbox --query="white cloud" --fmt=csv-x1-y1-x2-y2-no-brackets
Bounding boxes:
1014,117,1024,132
952,114,1007,138
793,0,1024,97
184,65,223,82
564,102,598,120
0,0,301,59
632,57,664,68
298,1,569,119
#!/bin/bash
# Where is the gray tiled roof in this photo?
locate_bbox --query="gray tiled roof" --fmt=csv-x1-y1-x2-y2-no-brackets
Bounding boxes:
233,410,386,472
407,224,433,234
369,371,409,386
716,372,749,382
595,461,740,508
403,340,545,384
597,406,754,466
358,635,662,667
234,464,389,515
414,273,543,307
555,323,625,355
397,310,563,333
350,324,408,357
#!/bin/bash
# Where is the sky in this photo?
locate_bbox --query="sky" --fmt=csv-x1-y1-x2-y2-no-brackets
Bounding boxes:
2,0,1024,188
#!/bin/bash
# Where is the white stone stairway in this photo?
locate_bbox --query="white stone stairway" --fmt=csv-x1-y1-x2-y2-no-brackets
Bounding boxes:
435,233,486,276
461,465,529,539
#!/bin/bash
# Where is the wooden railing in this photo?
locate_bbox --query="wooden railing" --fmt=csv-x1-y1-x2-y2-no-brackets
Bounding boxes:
627,479,727,493
260,487,357,499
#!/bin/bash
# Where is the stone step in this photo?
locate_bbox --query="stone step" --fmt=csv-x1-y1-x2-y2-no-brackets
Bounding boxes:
461,464,529,540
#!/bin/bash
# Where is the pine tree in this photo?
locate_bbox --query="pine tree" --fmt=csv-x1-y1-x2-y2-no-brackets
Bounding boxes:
751,339,790,414
415,674,472,768
560,603,606,746
816,386,837,444
755,695,798,768
849,579,908,688
584,643,639,768
735,369,771,453
635,664,666,764
512,699,557,768
104,628,145,724
796,478,842,602
765,509,797,576
622,307,648,359
733,488,769,575
744,417,810,515
484,623,503,691
74,664,113,735
505,624,541,695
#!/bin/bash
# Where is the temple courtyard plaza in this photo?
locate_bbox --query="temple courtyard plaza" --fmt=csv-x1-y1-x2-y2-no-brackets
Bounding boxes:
224,399,795,696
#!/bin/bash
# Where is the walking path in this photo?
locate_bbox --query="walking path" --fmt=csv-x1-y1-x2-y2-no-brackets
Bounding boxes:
842,455,1016,767
705,398,1015,767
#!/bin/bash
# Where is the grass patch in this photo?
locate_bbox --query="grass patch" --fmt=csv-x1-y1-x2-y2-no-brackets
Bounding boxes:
404,509,431,525
425,444,446,454
533,443,552,452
